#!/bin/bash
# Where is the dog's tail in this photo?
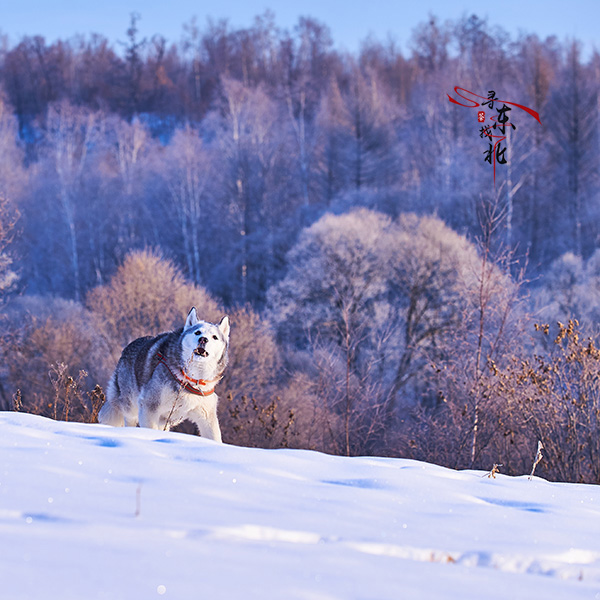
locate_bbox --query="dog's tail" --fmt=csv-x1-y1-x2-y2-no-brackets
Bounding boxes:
98,374,125,427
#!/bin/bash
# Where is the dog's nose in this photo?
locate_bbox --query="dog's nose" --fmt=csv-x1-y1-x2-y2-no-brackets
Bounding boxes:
198,337,208,345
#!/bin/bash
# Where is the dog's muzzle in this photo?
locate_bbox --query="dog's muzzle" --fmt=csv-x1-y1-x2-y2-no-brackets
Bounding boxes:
194,337,209,357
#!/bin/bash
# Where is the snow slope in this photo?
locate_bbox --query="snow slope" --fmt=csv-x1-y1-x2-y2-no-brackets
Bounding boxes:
1,412,600,600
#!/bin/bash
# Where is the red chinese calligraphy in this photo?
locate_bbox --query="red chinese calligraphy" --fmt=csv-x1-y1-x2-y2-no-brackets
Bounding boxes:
448,86,542,186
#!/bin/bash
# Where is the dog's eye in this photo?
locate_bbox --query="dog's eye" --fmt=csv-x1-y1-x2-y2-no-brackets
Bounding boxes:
194,331,202,336
212,335,218,340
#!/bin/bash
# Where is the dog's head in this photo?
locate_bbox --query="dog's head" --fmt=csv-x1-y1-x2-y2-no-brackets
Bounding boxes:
182,307,230,374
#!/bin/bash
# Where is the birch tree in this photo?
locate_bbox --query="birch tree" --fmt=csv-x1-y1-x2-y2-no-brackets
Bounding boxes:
43,100,98,301
214,76,290,304
162,125,213,284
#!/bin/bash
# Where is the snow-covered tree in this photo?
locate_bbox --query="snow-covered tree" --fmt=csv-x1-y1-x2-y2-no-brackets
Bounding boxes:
268,207,508,454
42,100,99,300
160,125,214,285
535,249,600,330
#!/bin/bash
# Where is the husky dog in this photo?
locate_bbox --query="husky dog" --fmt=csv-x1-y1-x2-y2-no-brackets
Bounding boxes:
98,308,229,441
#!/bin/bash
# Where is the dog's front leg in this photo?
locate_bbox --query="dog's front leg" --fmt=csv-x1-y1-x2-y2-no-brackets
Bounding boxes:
189,404,222,443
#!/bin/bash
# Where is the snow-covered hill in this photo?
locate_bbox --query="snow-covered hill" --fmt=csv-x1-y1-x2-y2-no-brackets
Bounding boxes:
1,412,599,600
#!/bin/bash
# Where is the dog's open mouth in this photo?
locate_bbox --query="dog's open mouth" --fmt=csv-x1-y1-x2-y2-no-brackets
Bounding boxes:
194,347,209,357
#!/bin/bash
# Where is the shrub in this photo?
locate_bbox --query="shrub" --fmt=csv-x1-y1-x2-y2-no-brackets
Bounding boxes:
1,296,111,418
86,248,222,354
218,306,297,448
492,320,600,483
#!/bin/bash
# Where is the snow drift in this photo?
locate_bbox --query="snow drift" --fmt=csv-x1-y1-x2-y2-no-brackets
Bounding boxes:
1,412,599,599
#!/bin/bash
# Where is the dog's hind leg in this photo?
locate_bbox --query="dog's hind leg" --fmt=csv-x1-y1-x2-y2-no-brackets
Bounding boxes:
98,400,125,426
138,398,168,430
124,415,139,427
98,374,126,426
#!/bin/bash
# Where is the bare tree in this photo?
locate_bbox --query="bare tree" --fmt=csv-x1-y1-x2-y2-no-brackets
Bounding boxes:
215,76,287,304
106,115,155,255
343,62,400,190
407,198,529,471
314,77,352,203
549,41,598,257
43,100,98,301
86,248,221,353
510,34,555,260
268,208,501,454
283,17,334,207
161,125,213,285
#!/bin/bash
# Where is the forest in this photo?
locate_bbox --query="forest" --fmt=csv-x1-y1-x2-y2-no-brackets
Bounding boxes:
1,12,600,483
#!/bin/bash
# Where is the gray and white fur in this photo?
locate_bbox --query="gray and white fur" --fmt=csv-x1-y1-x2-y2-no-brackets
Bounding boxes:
98,308,229,441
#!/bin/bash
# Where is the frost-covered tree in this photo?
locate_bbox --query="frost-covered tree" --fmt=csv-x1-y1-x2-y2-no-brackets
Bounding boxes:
534,249,600,330
107,115,156,256
268,208,394,454
343,64,401,191
314,77,352,203
267,208,503,454
160,125,214,285
268,208,494,387
41,100,99,300
268,208,392,346
548,41,598,257
209,76,295,305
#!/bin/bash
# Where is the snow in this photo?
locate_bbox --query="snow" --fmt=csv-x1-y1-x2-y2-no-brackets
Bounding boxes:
1,412,600,600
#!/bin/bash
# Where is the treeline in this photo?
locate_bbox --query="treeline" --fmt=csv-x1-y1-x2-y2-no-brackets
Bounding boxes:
0,12,598,302
1,13,600,482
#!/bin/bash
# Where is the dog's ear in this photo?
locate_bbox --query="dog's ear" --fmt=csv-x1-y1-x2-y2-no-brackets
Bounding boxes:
218,315,230,341
185,307,199,329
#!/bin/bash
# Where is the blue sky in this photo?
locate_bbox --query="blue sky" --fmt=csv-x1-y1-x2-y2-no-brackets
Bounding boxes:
1,0,598,57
